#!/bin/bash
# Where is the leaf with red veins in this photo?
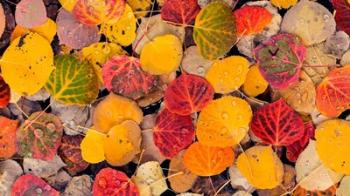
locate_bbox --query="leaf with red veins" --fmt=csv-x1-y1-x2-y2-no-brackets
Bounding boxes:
250,99,305,146
161,0,201,25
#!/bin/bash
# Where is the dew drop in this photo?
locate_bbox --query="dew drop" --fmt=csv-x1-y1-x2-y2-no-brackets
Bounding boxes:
221,112,229,120
197,66,205,74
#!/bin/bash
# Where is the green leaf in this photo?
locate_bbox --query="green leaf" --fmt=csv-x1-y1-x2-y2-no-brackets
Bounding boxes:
193,2,236,60
45,55,99,105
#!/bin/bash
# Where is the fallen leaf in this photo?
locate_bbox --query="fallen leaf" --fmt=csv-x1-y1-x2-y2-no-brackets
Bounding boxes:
23,155,66,179
64,175,92,196
243,65,268,97
181,46,213,77
0,116,18,159
15,0,47,28
333,0,350,36
337,176,350,196
161,0,200,25
270,0,297,9
0,160,23,195
135,161,168,195
11,174,59,196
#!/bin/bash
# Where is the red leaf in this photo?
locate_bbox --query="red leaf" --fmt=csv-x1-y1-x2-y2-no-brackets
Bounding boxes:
59,135,89,175
250,99,305,146
164,73,214,115
316,65,350,117
11,174,59,196
233,5,272,36
161,0,200,25
103,55,158,100
17,112,63,160
73,0,126,26
15,0,47,28
153,108,195,158
0,76,10,108
0,117,18,159
333,0,350,36
286,122,315,162
254,33,307,89
93,168,139,196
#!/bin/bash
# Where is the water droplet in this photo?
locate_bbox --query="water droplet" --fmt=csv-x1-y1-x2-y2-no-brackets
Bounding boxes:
36,188,42,194
197,66,205,74
220,127,228,134
221,112,229,120
236,115,243,121
232,100,237,106
323,15,330,21
46,123,56,130
223,71,229,76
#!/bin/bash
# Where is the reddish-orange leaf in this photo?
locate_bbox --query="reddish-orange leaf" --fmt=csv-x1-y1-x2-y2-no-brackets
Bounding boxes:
234,5,272,36
164,73,214,115
316,65,350,117
293,185,337,196
161,0,200,25
0,76,10,108
250,99,305,146
73,0,126,26
153,108,195,158
183,142,234,176
102,55,158,100
11,174,59,196
286,122,315,162
0,117,18,159
93,168,139,196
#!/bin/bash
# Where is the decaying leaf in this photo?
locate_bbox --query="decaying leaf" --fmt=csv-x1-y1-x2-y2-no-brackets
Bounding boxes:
161,0,200,25
324,31,350,58
64,175,92,196
135,161,168,195
138,129,166,164
270,0,297,9
337,176,350,196
11,174,59,196
0,160,23,195
23,155,66,179
333,0,350,36
181,46,213,77
15,0,47,28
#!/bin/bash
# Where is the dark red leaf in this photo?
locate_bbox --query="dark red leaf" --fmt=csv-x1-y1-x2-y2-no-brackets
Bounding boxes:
153,108,195,158
59,135,89,175
93,168,139,196
164,73,214,115
250,99,305,146
286,122,315,162
102,55,158,100
17,112,63,160
0,76,10,108
11,174,59,196
161,0,200,25
333,0,350,36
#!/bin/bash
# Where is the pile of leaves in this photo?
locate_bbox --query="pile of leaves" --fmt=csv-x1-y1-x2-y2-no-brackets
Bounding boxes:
1,0,350,195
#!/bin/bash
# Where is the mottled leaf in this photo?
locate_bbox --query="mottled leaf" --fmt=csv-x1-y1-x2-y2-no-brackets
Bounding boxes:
15,0,47,28
11,174,59,196
161,0,200,25
0,117,18,159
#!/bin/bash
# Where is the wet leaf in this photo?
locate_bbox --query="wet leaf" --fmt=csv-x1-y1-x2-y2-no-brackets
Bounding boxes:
11,174,59,196
293,185,337,196
80,128,105,164
0,117,18,159
153,108,195,158
181,46,213,77
135,161,168,195
243,65,268,97
270,0,297,9
161,0,200,25
250,99,305,146
164,73,214,115
183,142,234,176
15,0,47,28
337,176,350,196
64,175,92,196
11,19,57,42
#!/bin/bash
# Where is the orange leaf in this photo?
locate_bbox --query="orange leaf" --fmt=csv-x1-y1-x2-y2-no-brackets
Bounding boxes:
0,117,18,159
183,142,234,176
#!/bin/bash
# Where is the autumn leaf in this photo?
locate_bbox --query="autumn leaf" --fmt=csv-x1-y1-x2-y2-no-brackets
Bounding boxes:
243,65,268,97
11,174,59,196
0,76,10,108
0,117,18,159
15,0,47,28
251,99,305,146
153,108,195,158
161,0,200,25
270,0,297,9
11,19,57,42
332,0,350,36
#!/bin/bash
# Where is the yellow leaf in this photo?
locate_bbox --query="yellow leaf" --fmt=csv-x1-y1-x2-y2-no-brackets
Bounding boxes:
93,93,143,133
81,42,126,82
270,0,297,9
243,65,268,97
80,128,105,164
104,120,141,166
59,0,78,12
196,96,252,147
127,0,151,18
11,19,57,43
237,146,284,189
135,161,168,195
140,34,183,75
316,119,350,175
0,33,54,95
100,4,137,46
337,176,350,196
205,56,249,94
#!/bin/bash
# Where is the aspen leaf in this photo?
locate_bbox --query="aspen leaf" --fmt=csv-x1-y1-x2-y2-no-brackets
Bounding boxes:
270,0,297,9
161,0,200,25
11,19,57,42
193,2,236,60
11,174,59,196
59,0,78,12
93,93,143,133
140,34,183,75
236,146,284,189
0,76,10,108
0,117,18,159
45,55,99,105
1,32,54,95
181,46,213,77
0,4,5,38
293,185,337,196
315,119,350,175
0,160,23,194
80,128,105,164
101,5,136,46
243,65,268,97
15,0,47,28
205,56,249,94
135,161,168,195
197,96,252,147
127,0,151,18
183,142,234,176
333,0,350,36
337,176,350,196
23,155,66,179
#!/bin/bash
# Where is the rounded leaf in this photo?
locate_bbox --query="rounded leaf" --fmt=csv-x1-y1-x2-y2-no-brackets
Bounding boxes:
11,174,59,196
316,119,350,175
140,34,183,75
270,0,297,9
135,161,168,195
93,93,143,133
183,142,234,176
0,117,18,159
237,146,284,189
45,55,99,105
193,2,236,60
93,168,139,196
251,99,305,146
102,55,158,100
15,0,47,28
197,96,252,147
205,56,249,94
153,108,195,158
161,0,200,25
164,73,214,115
17,112,63,160
1,32,54,95
80,128,105,164
242,65,268,97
